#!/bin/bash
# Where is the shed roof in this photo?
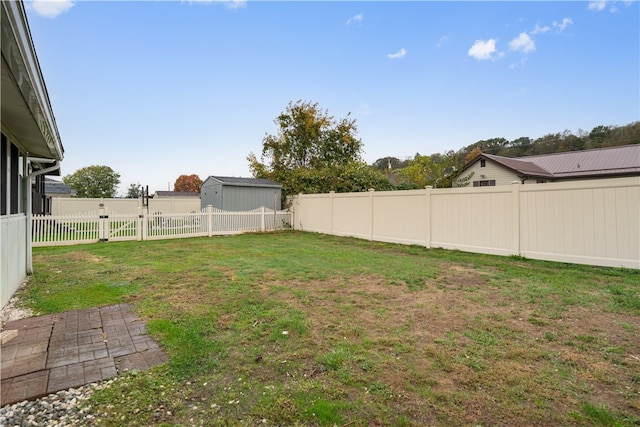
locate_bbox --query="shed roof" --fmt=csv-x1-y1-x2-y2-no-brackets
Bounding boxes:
154,191,200,198
44,181,74,195
204,176,281,188
463,145,640,180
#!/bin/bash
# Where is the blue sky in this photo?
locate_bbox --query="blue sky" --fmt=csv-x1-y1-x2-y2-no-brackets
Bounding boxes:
26,0,639,195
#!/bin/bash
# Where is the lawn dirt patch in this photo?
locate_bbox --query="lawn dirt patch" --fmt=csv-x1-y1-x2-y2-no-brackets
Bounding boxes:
258,267,640,426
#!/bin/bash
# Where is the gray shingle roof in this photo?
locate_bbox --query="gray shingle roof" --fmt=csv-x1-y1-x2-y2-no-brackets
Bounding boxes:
43,178,74,195
154,191,200,198
206,176,281,188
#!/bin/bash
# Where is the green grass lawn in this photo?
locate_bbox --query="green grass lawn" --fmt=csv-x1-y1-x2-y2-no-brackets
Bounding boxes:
23,231,640,426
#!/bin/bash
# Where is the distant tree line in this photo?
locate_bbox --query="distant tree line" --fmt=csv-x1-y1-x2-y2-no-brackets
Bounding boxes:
371,121,640,189
455,122,640,159
64,115,639,200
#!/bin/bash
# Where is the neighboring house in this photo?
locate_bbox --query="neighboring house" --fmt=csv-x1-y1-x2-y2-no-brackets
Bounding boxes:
30,177,74,215
1,1,65,307
44,177,75,198
456,145,640,187
153,191,200,199
201,176,282,211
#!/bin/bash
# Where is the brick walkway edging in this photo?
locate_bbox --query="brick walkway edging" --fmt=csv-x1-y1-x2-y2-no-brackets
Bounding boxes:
1,304,168,406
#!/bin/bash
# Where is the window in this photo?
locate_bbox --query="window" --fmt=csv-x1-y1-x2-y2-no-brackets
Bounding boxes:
1,134,26,215
472,179,496,187
480,159,486,167
10,143,19,214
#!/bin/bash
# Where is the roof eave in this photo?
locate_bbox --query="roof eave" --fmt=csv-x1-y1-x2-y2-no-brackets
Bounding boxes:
1,1,63,161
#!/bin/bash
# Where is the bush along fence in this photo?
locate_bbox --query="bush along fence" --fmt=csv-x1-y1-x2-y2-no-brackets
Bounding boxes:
32,205,292,247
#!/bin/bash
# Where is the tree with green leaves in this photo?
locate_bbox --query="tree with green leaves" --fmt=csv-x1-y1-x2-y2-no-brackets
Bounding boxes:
248,100,389,198
589,125,611,148
396,151,463,188
371,156,410,174
63,165,121,198
125,183,142,198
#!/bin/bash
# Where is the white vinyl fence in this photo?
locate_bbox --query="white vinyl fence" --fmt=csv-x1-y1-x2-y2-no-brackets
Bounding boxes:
32,206,292,247
291,177,640,269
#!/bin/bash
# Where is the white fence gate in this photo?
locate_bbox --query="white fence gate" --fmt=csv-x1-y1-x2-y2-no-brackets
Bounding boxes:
32,206,292,247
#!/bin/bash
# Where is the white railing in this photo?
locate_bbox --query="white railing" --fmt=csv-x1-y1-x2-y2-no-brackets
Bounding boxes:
32,206,292,247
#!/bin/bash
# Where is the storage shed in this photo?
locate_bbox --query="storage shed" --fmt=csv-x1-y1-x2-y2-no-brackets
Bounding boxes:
201,176,282,211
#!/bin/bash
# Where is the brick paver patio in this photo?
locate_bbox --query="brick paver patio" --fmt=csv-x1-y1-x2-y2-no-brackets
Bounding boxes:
1,304,168,406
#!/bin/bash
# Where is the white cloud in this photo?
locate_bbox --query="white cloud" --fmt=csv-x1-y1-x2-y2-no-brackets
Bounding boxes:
509,57,529,70
531,24,550,35
553,17,573,32
588,0,635,12
183,0,246,9
225,0,247,9
468,39,500,60
509,32,535,53
31,0,75,18
387,48,407,60
436,35,449,48
346,13,363,25
588,1,608,11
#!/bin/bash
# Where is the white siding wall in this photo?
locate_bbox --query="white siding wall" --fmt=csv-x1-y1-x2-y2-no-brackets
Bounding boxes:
459,161,522,186
1,214,27,307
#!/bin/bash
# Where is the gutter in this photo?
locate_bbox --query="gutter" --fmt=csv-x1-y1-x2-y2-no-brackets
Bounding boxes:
25,159,60,273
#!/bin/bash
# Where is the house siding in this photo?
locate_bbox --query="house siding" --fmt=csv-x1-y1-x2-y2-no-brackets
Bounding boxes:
459,161,521,187
1,135,28,307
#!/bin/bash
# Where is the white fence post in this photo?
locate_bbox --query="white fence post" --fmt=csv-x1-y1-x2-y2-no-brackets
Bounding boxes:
142,208,148,241
260,206,265,232
137,207,143,241
425,186,432,248
207,205,213,237
98,204,107,242
329,191,335,235
511,181,521,256
369,189,375,241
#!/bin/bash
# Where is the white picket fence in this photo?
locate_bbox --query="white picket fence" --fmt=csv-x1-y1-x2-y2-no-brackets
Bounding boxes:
32,206,292,247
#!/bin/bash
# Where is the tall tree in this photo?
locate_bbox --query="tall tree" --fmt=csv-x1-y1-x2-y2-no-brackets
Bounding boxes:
63,165,120,198
588,125,611,148
371,157,410,173
248,100,383,198
397,151,463,188
174,174,203,192
125,183,142,198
